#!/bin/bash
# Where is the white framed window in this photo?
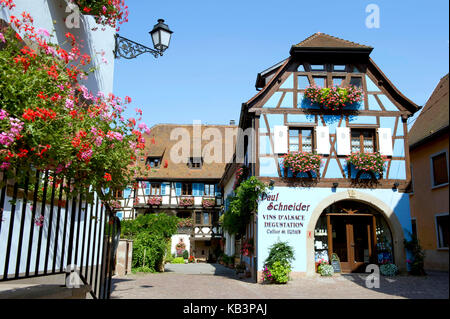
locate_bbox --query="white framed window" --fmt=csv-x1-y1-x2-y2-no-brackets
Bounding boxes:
435,213,449,249
430,150,449,188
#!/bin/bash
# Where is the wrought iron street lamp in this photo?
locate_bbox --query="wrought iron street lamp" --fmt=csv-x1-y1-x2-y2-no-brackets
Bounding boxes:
114,19,173,59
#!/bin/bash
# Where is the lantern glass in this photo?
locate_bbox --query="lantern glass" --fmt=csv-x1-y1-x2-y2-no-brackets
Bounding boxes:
150,19,173,52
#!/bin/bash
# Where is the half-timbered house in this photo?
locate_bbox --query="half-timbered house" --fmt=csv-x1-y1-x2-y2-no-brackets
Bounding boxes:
221,33,420,280
118,124,236,261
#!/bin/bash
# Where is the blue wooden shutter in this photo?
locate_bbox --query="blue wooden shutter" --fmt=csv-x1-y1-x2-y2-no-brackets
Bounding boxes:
123,187,131,199
145,182,150,195
215,184,221,197
198,183,205,196
192,183,198,196
175,183,182,196
161,183,167,196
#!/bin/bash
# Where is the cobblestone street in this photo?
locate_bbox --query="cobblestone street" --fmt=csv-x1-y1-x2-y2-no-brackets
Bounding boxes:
110,264,449,299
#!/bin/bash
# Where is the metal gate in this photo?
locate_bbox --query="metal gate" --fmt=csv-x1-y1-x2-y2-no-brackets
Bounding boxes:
0,170,121,299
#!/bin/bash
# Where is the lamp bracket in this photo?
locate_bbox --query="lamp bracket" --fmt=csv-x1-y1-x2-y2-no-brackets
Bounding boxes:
114,34,162,59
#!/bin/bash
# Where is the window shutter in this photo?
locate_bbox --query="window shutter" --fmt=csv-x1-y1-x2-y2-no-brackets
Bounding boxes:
161,183,169,196
175,182,182,196
336,127,351,155
198,183,205,196
145,182,150,195
215,184,221,197
378,128,393,156
315,126,330,155
123,187,131,199
273,125,288,154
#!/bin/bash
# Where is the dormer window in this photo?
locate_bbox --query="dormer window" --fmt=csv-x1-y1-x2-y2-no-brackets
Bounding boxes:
146,157,162,168
188,157,203,169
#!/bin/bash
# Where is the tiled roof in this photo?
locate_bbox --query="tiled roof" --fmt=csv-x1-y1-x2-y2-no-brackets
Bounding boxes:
136,124,237,180
293,32,373,49
409,74,449,148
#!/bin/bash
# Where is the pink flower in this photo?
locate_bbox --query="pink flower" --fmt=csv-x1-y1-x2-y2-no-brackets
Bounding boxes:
0,32,5,43
37,28,50,37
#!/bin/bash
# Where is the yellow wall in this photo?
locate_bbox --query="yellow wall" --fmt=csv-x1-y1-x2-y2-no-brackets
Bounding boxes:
409,132,449,271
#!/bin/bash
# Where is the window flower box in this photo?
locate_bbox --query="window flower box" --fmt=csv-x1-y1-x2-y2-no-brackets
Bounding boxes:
178,218,193,228
281,152,322,178
179,197,194,207
147,196,162,206
347,152,387,180
304,85,364,111
202,198,215,208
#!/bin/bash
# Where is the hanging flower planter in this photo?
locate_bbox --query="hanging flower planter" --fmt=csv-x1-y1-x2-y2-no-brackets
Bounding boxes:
70,0,129,30
240,239,254,257
179,197,194,207
202,198,215,208
347,152,387,180
304,85,364,111
148,196,162,206
281,152,322,178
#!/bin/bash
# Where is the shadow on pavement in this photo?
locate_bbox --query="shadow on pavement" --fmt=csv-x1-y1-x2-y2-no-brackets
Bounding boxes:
339,271,449,299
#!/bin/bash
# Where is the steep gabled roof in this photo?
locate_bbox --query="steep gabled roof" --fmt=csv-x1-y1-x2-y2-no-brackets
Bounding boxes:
293,32,373,49
409,74,449,149
137,124,236,180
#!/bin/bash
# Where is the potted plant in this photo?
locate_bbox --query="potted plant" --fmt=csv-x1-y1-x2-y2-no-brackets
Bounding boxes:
304,85,364,111
380,263,398,277
317,259,334,277
240,239,254,257
347,152,387,180
282,151,322,178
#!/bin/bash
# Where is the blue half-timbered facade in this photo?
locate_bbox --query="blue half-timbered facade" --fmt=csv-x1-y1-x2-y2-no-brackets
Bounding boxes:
224,33,420,279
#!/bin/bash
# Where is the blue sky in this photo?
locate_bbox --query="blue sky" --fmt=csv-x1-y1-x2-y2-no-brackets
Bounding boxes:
112,0,449,128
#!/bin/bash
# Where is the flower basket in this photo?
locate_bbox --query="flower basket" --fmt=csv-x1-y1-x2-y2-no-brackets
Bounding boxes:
304,85,364,111
179,197,194,207
177,218,193,228
318,263,334,277
147,196,162,206
347,152,387,180
281,152,322,178
202,198,215,208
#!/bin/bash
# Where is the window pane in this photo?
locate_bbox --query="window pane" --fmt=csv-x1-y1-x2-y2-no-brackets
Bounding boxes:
333,77,344,87
203,212,209,225
351,134,361,153
350,77,362,88
289,144,299,152
334,65,346,71
298,76,310,89
437,215,449,248
311,64,325,71
313,77,326,88
289,129,299,137
432,153,449,186
195,212,201,224
289,137,298,145
363,139,374,153
302,130,312,153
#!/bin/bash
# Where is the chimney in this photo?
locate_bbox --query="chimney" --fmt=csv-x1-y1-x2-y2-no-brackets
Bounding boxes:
230,120,236,125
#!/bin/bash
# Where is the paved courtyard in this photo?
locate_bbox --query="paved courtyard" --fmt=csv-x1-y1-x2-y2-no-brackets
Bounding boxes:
110,264,449,299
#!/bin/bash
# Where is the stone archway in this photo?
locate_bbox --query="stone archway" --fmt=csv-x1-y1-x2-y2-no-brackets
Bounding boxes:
305,190,407,276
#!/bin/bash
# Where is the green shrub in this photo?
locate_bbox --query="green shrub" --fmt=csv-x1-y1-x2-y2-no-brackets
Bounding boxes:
171,257,185,264
269,261,291,284
265,241,294,268
132,266,154,274
404,234,426,276
182,250,189,260
318,264,334,276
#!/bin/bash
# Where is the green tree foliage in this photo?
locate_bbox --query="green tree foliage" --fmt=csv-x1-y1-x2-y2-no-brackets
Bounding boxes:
223,176,267,235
